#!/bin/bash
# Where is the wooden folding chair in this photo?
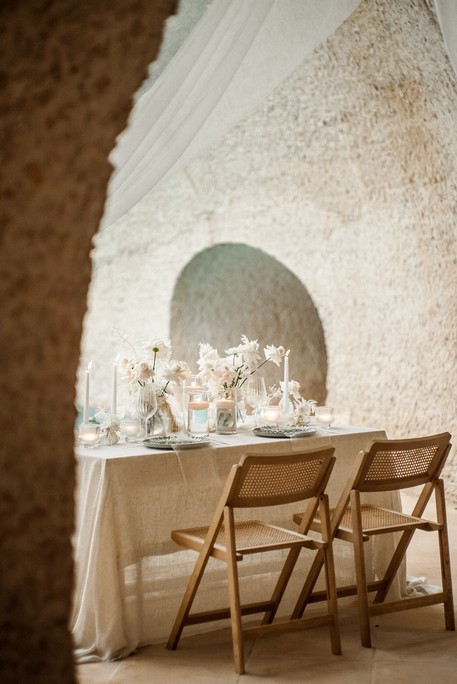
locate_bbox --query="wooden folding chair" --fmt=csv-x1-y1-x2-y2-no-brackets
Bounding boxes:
291,432,455,648
166,447,341,674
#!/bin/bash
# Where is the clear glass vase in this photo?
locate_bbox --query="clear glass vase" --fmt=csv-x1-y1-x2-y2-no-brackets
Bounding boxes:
152,398,179,435
186,388,210,436
216,387,238,434
135,384,158,439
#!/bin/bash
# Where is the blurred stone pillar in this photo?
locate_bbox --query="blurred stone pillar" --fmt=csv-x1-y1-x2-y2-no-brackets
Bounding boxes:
0,1,177,681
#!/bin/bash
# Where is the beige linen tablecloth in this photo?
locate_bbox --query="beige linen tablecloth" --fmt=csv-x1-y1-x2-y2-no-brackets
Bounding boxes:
71,424,404,662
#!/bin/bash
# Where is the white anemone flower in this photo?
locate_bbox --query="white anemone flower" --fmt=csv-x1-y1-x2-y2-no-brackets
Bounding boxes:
264,344,286,366
225,336,261,376
143,338,172,363
280,379,301,401
197,343,221,373
161,360,193,385
120,359,154,384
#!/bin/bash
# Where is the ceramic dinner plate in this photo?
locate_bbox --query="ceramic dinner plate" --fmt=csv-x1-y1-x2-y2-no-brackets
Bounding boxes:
143,436,210,450
253,426,317,439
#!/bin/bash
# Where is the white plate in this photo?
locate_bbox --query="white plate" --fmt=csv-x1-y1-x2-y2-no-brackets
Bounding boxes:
143,436,210,450
253,426,317,439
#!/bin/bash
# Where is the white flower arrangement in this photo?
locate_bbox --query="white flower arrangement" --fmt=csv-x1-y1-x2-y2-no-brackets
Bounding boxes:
197,335,286,394
293,396,318,425
278,378,317,424
266,379,316,425
115,330,191,402
113,331,193,434
119,337,172,388
111,329,316,430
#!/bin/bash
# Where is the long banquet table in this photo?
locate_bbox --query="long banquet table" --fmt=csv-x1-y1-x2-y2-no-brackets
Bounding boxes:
71,422,405,662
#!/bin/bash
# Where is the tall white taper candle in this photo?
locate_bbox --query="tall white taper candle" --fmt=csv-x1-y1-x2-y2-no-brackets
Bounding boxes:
282,350,290,413
83,361,92,424
112,355,119,416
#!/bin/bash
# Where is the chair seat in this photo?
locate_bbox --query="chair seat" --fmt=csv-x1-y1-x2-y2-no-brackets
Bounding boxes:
342,504,441,534
295,504,441,538
173,520,321,559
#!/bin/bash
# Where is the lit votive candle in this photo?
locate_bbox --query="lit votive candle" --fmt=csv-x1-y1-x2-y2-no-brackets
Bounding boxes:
78,423,100,448
315,406,335,430
120,417,141,441
260,405,283,425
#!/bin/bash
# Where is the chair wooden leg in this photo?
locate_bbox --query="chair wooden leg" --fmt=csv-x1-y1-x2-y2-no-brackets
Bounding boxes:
372,528,415,606
373,483,434,605
291,550,325,619
322,546,341,654
320,494,341,655
351,491,371,647
262,546,303,625
224,507,245,674
166,543,213,650
436,479,455,630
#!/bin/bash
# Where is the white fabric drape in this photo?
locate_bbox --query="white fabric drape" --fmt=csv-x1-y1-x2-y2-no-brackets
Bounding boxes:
72,425,404,661
102,0,362,228
433,0,457,79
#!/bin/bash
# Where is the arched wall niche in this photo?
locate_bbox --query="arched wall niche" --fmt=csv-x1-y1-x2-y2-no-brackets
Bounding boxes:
170,243,327,403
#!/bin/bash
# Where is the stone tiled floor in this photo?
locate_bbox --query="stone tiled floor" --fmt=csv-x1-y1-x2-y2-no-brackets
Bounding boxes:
77,493,457,683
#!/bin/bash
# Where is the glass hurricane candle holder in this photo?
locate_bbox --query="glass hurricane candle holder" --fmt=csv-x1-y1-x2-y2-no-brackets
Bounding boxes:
187,388,210,436
244,377,267,426
315,406,335,430
259,405,283,426
136,385,158,439
216,388,238,434
78,423,100,448
120,417,141,442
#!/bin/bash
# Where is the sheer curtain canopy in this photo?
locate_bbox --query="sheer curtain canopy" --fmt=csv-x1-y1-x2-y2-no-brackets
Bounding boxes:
102,0,363,228
433,0,457,78
102,0,457,229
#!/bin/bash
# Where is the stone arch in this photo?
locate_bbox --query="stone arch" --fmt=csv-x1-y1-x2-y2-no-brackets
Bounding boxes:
170,243,327,403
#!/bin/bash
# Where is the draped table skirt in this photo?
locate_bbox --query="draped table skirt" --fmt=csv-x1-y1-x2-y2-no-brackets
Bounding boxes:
71,423,404,662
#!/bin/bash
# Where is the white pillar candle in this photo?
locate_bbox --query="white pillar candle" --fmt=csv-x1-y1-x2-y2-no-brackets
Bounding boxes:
187,400,210,410
216,399,235,410
83,361,92,424
187,397,210,435
282,350,290,412
215,392,237,434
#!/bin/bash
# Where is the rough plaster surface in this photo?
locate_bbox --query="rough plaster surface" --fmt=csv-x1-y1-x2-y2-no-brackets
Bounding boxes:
84,0,457,497
0,1,177,681
170,243,328,402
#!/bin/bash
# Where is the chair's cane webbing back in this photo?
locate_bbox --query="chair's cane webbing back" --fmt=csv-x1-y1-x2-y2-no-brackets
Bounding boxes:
356,432,451,492
228,448,335,508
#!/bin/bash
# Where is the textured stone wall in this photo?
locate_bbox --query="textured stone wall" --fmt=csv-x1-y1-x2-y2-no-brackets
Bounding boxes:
84,0,457,494
0,1,176,681
170,243,328,401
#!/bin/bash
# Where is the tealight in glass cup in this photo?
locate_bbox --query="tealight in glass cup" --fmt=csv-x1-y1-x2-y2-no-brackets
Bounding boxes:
187,389,210,437
78,423,101,448
315,406,335,431
120,417,141,442
259,404,284,426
